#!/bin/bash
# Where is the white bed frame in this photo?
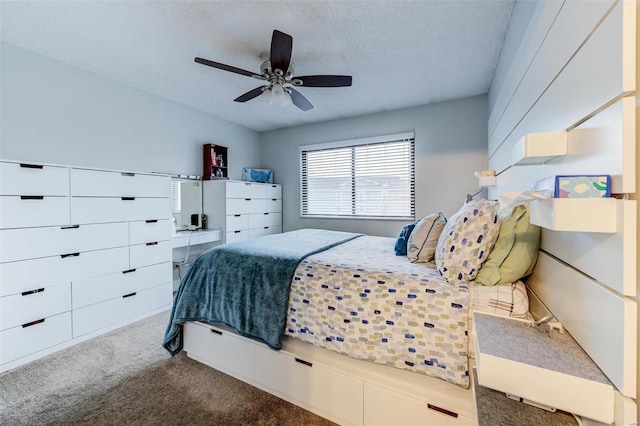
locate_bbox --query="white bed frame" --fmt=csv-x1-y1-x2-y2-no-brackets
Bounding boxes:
183,1,638,425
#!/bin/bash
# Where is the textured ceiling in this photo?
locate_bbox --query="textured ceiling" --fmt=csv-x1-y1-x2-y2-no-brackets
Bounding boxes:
0,1,515,132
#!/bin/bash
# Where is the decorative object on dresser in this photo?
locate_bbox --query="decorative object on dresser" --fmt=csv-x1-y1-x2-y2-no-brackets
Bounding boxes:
202,180,282,244
242,167,273,184
203,143,228,180
0,160,173,373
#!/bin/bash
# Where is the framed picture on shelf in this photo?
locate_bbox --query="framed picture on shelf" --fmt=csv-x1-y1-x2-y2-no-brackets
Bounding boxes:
242,168,273,183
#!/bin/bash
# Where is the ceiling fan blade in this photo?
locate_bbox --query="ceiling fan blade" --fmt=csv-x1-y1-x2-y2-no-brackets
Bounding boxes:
294,75,353,87
289,88,313,111
195,57,256,77
233,86,265,103
270,30,293,74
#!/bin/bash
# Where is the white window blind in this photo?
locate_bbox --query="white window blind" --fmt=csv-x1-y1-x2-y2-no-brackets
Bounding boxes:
301,133,415,219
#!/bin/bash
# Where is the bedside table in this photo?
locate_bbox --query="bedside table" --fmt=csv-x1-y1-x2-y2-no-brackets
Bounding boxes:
473,312,614,425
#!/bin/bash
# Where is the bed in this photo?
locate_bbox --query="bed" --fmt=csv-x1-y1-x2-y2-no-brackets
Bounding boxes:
163,207,533,425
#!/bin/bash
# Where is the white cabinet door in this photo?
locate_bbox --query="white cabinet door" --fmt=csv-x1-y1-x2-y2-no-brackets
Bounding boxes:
129,240,171,269
255,345,364,426
129,219,171,245
72,283,171,337
0,312,72,365
0,196,70,229
364,384,476,426
0,247,129,297
226,214,249,232
266,184,282,199
71,197,170,223
265,198,282,213
0,162,69,196
0,283,71,331
70,169,170,198
73,262,171,309
226,230,248,243
184,322,256,381
226,198,266,215
226,181,267,199
0,223,128,263
248,212,281,229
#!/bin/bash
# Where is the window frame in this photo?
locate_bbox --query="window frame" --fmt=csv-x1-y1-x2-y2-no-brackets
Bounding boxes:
299,132,415,220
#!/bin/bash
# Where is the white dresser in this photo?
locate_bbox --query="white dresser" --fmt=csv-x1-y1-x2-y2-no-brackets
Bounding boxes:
0,160,172,372
202,180,282,243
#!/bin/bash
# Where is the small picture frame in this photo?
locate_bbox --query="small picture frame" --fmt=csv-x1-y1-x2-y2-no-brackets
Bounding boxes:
242,168,273,183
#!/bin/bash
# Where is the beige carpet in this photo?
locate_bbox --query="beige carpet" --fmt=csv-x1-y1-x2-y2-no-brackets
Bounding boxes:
0,311,335,425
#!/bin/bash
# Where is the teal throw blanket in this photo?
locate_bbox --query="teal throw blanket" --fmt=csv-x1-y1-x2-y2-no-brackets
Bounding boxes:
162,229,362,355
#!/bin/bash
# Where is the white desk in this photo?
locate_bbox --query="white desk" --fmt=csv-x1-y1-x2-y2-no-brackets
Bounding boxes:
171,228,223,248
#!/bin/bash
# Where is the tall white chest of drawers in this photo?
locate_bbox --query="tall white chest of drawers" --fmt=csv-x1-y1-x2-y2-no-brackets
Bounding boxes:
202,180,282,243
0,160,173,372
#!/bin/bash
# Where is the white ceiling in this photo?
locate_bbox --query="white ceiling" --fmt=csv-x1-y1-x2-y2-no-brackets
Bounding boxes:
0,1,515,132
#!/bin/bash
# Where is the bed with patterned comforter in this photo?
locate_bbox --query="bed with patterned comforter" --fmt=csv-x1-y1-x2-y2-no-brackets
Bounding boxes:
286,235,470,388
163,229,471,389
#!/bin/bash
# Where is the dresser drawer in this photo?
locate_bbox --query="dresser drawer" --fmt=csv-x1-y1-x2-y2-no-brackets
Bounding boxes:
130,240,171,269
73,262,171,309
0,196,70,229
265,197,282,213
226,181,267,199
225,230,248,244
226,214,249,232
184,322,256,380
0,247,129,297
248,226,281,239
364,384,475,426
0,223,128,263
255,345,363,426
248,212,281,229
266,184,281,199
70,169,170,198
129,219,171,245
226,198,265,215
0,283,71,331
71,197,170,224
0,312,72,365
0,162,69,196
72,282,171,337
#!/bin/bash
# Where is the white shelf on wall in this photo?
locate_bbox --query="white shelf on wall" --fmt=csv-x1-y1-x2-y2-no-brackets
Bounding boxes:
529,198,617,233
512,131,568,166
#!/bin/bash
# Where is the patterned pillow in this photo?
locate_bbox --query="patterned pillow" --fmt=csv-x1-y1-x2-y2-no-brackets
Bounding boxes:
394,220,420,255
407,213,446,263
435,199,500,284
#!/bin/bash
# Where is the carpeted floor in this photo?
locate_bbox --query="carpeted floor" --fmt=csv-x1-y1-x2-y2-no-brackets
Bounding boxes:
0,311,335,426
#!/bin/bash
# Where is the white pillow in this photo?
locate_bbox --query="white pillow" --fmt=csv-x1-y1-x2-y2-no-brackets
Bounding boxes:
407,213,446,263
435,199,500,284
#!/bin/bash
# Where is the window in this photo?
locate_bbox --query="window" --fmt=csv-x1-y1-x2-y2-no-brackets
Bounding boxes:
300,132,415,219
171,180,182,213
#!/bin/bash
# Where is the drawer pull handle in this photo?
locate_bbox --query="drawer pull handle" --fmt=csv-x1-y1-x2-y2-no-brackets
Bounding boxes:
272,199,277,201
61,252,80,258
22,288,45,296
121,197,135,201
19,163,43,169
234,230,241,234
20,195,44,200
234,214,241,217
427,404,458,418
244,183,251,186
145,219,158,223
146,241,158,246
121,172,135,177
264,227,269,229
22,318,45,328
271,185,277,188
295,358,313,367
122,292,137,298
61,225,80,230
210,329,223,335
245,198,251,201
264,213,269,216
122,268,137,274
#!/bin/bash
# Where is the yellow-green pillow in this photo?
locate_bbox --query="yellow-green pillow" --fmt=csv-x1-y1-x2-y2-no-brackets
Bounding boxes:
475,204,540,286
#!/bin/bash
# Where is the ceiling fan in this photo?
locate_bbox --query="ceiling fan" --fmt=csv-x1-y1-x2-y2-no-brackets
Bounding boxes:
195,30,352,111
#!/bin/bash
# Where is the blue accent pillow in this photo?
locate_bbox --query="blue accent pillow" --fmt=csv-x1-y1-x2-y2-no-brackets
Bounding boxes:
394,220,420,255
